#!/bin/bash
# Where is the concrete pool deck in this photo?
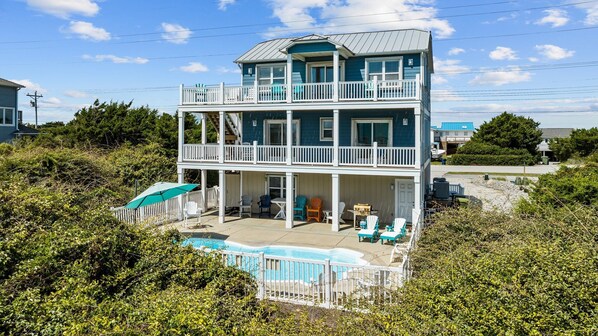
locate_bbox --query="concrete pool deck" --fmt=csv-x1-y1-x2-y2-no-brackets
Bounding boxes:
163,211,410,266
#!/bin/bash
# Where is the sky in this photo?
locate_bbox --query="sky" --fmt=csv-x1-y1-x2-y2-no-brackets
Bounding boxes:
1,0,598,129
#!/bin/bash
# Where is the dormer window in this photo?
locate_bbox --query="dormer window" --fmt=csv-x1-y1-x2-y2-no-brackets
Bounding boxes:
257,64,286,85
365,57,403,81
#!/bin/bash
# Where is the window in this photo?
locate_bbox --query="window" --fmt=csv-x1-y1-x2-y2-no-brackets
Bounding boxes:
0,107,14,126
366,57,403,81
352,119,393,147
257,64,286,85
320,118,333,141
267,175,296,200
264,120,300,145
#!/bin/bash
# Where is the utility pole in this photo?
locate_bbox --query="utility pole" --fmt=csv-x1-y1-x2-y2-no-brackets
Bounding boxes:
26,91,43,128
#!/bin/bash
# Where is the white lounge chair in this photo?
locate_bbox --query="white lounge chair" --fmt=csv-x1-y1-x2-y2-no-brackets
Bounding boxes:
380,218,407,245
324,201,346,224
357,215,379,243
183,201,201,226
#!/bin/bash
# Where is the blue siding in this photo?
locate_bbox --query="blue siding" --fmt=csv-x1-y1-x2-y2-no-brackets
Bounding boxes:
402,54,421,80
288,42,336,54
0,86,18,143
345,57,365,81
241,110,414,147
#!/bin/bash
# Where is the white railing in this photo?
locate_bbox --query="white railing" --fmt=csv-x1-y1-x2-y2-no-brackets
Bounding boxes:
180,79,420,105
399,209,422,282
216,250,403,308
429,183,465,196
292,83,334,102
292,146,333,165
182,144,417,167
111,188,219,225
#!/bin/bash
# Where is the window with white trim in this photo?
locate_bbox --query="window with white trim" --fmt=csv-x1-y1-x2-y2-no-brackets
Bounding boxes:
352,119,393,147
264,120,300,145
257,64,286,85
0,107,14,126
320,118,333,141
365,57,403,81
267,175,297,200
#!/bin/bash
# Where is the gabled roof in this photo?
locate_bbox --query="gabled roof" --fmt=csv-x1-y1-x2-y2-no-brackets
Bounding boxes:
236,29,432,65
0,78,25,89
437,122,475,131
14,124,39,136
540,128,574,139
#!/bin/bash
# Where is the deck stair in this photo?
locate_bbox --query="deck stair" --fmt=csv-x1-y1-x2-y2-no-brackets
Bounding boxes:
207,112,241,144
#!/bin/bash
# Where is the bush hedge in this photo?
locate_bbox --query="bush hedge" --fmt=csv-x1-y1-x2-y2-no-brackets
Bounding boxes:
456,141,529,155
448,153,534,165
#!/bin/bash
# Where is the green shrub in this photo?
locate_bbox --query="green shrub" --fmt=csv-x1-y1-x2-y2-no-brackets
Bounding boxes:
456,141,529,156
448,153,534,165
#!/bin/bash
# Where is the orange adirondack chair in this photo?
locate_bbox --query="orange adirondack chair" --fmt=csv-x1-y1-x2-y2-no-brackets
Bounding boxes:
306,197,323,222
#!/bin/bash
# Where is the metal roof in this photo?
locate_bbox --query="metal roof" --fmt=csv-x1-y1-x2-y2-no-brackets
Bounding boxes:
0,78,25,88
235,29,432,63
540,128,574,139
437,122,475,131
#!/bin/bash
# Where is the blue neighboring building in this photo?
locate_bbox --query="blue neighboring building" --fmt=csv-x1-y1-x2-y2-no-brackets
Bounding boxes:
0,78,25,143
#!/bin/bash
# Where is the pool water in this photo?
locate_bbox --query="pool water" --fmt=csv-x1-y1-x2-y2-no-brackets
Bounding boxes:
182,238,367,283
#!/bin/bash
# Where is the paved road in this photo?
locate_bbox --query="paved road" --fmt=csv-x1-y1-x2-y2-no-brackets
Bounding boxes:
432,164,559,176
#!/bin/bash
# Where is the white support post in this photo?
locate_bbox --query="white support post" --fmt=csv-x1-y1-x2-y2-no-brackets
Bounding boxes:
239,171,244,213
258,252,266,299
373,77,378,101
218,170,226,224
177,109,184,162
219,111,225,164
333,50,339,102
252,140,258,164
286,110,292,165
324,259,332,307
201,113,207,145
201,169,207,210
414,173,422,213
414,107,421,168
286,54,293,103
373,141,378,167
177,167,184,220
333,109,339,167
285,172,293,229
220,82,225,104
331,174,340,232
254,80,258,104
416,74,421,100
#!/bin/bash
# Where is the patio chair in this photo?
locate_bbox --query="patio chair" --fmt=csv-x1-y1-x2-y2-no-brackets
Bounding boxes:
379,218,407,245
306,197,323,222
293,195,307,220
358,215,379,243
183,201,201,226
324,201,346,224
239,195,252,217
258,195,271,217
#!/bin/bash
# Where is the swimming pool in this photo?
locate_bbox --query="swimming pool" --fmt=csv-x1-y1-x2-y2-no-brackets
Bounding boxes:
182,238,368,283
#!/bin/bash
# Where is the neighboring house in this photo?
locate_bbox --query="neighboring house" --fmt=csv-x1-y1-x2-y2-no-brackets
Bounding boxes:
431,122,474,154
177,29,433,230
0,78,25,143
538,128,574,160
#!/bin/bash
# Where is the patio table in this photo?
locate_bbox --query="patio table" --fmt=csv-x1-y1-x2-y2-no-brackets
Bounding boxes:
271,198,286,219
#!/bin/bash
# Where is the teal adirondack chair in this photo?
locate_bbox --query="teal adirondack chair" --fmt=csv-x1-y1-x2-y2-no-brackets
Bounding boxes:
293,195,307,220
358,215,379,243
379,218,407,244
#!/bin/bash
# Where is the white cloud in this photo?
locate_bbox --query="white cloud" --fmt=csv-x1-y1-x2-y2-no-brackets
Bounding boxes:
432,75,448,85
26,0,99,19
489,46,518,61
82,54,149,64
433,58,470,76
161,23,192,44
264,0,454,39
432,89,465,102
469,67,532,86
64,90,88,98
9,79,46,93
179,62,209,73
42,97,63,107
535,9,569,28
528,57,539,63
65,21,110,41
448,47,465,56
217,66,241,74
218,0,236,10
575,2,598,25
535,44,575,60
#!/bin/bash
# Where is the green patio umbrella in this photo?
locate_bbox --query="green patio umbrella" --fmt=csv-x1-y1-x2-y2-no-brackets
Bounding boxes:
125,182,199,209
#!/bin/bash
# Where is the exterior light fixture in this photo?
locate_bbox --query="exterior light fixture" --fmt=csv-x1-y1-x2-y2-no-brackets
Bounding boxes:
403,118,408,126
390,183,394,191
408,59,414,67
252,119,258,127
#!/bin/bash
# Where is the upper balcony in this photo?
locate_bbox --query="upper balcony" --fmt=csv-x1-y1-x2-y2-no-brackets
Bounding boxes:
180,77,422,106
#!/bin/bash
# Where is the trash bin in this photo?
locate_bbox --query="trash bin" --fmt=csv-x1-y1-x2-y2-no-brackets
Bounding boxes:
541,156,549,165
441,158,446,165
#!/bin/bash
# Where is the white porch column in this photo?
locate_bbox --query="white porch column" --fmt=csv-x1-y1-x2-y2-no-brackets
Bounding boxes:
239,171,244,206
218,170,226,223
177,167,184,220
414,173,422,212
201,169,207,209
177,110,184,162
219,111,225,164
285,172,294,229
331,174,340,232
286,54,293,103
201,113,207,145
333,109,339,166
414,106,421,168
286,110,292,165
333,50,339,102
